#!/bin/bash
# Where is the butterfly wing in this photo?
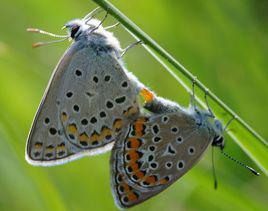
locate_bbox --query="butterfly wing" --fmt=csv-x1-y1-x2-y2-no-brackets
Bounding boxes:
26,40,140,166
110,111,214,208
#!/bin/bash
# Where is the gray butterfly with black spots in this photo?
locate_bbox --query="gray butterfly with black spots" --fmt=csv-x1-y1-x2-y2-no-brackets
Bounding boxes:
26,10,151,166
110,91,229,209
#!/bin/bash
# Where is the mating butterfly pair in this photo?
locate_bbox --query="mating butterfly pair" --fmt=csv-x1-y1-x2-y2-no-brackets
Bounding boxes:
26,9,259,209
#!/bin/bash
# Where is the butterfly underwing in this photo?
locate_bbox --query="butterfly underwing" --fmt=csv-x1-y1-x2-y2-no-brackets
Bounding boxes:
110,94,224,208
25,15,150,166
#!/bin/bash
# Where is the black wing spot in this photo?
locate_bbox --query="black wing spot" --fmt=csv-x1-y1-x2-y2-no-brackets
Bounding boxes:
105,134,112,140
58,151,65,156
142,181,150,186
73,105,80,112
92,141,99,145
167,145,176,154
45,153,53,158
121,81,128,88
176,136,183,144
164,176,170,182
152,124,160,134
115,96,126,104
81,118,88,125
58,142,65,147
148,155,154,162
117,174,123,183
49,128,57,135
85,92,94,97
104,75,111,82
162,116,169,123
69,134,75,140
44,117,50,124
119,185,125,193
137,152,144,159
132,174,138,181
153,136,162,143
122,196,129,203
149,145,156,151
130,129,136,137
165,162,173,169
150,162,158,169
33,151,41,157
177,160,185,169
93,76,99,83
46,145,54,150
58,130,64,136
80,141,88,146
127,166,133,173
188,146,195,155
171,126,178,133
125,154,131,161
90,117,97,124
66,91,73,98
106,100,114,109
75,69,82,77
100,111,106,118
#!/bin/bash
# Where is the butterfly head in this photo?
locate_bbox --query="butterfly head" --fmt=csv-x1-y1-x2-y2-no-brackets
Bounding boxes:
212,119,224,150
64,19,83,39
64,18,101,39
198,109,225,150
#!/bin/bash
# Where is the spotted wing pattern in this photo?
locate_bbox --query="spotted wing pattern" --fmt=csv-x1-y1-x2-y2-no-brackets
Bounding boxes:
110,111,214,208
26,41,140,166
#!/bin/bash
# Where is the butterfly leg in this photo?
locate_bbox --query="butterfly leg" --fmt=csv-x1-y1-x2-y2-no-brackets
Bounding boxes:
191,77,198,111
83,7,103,21
120,40,143,58
104,22,120,30
223,115,237,132
204,89,215,118
88,11,109,32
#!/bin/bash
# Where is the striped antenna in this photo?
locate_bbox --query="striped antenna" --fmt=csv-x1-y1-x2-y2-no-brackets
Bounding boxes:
27,28,68,38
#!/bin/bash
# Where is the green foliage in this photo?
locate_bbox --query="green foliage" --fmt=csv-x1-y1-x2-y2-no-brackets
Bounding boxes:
0,0,267,210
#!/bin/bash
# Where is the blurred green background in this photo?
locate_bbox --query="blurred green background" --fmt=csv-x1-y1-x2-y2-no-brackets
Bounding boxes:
0,0,267,210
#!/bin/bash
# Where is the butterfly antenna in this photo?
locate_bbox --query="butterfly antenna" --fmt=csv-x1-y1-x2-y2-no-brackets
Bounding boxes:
31,37,69,48
221,150,260,176
211,147,218,189
27,28,68,38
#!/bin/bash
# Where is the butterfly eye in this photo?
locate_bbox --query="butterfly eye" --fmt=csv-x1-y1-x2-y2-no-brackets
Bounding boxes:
70,25,80,38
212,136,224,150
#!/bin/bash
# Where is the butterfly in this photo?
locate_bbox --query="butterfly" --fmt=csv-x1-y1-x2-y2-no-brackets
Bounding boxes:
25,8,152,166
110,86,260,208
25,8,259,209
